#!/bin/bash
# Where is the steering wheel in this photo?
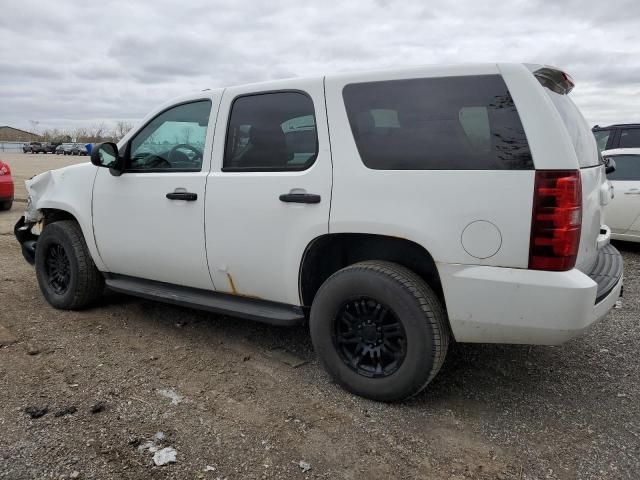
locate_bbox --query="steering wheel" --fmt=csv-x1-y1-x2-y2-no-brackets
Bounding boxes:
168,144,203,164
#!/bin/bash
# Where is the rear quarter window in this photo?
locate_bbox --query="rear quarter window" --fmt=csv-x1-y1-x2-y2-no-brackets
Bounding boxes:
619,128,640,148
543,89,599,167
342,75,533,170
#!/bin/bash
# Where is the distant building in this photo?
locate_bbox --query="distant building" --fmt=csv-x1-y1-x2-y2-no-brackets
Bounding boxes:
0,126,41,142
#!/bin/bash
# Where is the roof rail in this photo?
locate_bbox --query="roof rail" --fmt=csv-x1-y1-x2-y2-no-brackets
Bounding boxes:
593,123,640,130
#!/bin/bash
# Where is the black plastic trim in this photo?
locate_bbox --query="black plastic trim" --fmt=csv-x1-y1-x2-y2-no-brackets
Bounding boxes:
166,192,198,201
14,216,38,265
585,244,623,304
279,193,321,204
104,274,305,326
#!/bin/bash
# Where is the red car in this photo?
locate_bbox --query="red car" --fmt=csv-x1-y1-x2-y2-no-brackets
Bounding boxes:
0,159,14,211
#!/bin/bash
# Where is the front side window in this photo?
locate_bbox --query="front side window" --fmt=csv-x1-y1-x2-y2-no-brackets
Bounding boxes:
619,128,640,149
342,75,533,170
128,100,212,171
593,129,611,152
606,155,640,181
223,92,317,171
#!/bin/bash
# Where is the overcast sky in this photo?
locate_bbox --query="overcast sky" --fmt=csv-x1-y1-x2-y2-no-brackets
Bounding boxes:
1,0,639,133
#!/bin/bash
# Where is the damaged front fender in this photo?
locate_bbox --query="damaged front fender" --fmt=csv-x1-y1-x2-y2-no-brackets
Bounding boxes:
13,170,53,265
12,162,107,271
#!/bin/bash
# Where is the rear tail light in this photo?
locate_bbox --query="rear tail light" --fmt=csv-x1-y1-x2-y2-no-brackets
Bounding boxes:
0,163,9,176
529,170,582,271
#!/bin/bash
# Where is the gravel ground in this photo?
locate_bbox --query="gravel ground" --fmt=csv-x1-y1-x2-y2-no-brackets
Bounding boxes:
0,154,638,479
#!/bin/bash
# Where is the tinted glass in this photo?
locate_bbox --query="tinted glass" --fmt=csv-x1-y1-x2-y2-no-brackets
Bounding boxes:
544,89,599,167
593,130,611,152
619,129,640,148
342,75,532,170
129,100,211,171
224,92,317,171
606,155,640,181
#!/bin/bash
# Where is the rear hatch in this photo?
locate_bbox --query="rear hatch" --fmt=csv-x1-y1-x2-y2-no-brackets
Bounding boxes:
535,67,607,273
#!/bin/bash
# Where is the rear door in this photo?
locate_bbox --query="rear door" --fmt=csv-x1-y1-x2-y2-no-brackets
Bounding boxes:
204,79,332,305
604,154,640,235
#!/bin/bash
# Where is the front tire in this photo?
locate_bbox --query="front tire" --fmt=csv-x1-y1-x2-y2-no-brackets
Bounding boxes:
310,261,449,402
0,200,11,211
35,220,104,309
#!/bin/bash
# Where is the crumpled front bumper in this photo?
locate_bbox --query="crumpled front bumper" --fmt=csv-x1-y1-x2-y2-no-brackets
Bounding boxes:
14,216,38,265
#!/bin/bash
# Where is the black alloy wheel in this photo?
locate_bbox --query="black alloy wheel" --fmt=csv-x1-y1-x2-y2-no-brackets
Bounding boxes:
45,244,71,295
333,297,407,378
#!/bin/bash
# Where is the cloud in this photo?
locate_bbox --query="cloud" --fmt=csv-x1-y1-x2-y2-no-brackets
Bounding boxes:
0,0,639,133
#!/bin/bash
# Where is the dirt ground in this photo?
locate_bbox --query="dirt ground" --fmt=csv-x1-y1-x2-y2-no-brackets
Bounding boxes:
0,153,639,479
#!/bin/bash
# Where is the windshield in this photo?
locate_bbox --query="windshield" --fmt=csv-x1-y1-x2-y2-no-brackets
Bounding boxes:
593,130,611,152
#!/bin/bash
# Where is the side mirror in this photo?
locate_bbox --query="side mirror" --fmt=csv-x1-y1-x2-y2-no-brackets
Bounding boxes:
604,157,616,175
91,142,123,175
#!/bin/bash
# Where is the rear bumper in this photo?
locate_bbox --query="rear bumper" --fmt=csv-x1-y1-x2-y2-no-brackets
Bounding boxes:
0,178,14,200
439,246,623,345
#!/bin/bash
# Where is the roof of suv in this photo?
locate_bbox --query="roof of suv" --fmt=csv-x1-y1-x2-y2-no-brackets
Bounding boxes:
182,63,560,101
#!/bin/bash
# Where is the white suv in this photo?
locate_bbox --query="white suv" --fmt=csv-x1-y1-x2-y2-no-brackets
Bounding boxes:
15,63,623,401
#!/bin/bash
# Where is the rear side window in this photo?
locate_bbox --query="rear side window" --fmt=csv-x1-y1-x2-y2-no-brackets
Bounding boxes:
619,129,640,148
606,155,640,181
544,89,599,167
223,91,318,171
593,129,611,152
342,75,533,170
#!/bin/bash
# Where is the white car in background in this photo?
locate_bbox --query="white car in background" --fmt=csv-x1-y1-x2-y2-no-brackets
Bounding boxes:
603,148,640,242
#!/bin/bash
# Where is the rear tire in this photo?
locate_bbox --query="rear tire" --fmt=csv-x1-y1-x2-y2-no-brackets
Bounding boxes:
310,261,449,402
0,200,11,211
35,220,104,309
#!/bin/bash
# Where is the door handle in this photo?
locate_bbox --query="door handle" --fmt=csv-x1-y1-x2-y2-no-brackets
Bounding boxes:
279,193,321,204
166,192,198,201
624,189,640,195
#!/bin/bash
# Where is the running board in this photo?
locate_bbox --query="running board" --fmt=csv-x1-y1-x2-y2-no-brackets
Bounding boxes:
104,275,305,327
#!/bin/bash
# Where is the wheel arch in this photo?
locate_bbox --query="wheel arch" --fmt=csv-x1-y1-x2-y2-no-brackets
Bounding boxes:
34,204,107,272
299,233,445,309
41,207,78,226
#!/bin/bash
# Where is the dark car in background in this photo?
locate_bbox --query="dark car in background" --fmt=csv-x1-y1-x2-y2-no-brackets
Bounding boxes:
56,143,75,155
24,142,60,154
23,142,42,153
71,143,88,156
593,123,640,152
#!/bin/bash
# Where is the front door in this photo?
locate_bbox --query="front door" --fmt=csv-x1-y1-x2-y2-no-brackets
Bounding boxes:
92,97,219,290
205,79,332,305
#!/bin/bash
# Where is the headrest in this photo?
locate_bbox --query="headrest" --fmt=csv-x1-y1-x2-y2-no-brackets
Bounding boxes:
355,111,375,134
249,125,285,148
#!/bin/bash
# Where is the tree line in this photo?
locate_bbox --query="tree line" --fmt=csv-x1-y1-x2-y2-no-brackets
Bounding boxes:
36,121,135,143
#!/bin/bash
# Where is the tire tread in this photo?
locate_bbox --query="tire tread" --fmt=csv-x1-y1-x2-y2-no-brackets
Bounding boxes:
37,220,104,309
343,261,449,394
312,260,450,400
